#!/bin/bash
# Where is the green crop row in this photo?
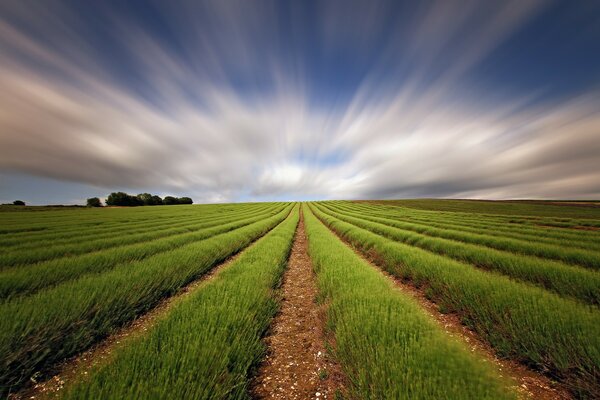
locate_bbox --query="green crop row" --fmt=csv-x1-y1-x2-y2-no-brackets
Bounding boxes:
310,204,600,398
0,204,282,268
61,206,299,399
0,203,276,250
304,205,514,399
324,202,600,270
0,203,271,252
318,203,600,305
0,204,278,266
369,199,600,221
0,204,292,396
0,205,287,301
0,202,266,236
338,202,600,250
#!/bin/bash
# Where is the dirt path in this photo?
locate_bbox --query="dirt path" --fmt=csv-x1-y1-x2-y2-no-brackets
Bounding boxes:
252,211,345,400
11,240,264,400
318,215,572,400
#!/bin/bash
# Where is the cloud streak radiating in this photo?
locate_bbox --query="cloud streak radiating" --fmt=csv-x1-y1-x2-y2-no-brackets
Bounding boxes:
1,0,599,204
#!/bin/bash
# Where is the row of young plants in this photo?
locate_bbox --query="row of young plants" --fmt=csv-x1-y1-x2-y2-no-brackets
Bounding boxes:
337,201,600,256
0,204,278,265
340,201,600,250
0,205,192,232
0,202,274,251
319,203,600,305
310,204,600,398
403,215,600,252
0,208,203,246
371,199,600,223
0,205,288,301
0,202,258,235
0,204,293,396
304,205,515,399
60,206,299,399
326,202,600,270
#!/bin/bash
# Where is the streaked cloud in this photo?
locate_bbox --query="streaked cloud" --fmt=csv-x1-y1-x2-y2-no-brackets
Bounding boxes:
0,0,599,204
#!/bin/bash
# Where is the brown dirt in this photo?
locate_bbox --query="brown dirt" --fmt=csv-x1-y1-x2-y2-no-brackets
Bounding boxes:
319,217,572,400
10,243,259,400
251,211,345,400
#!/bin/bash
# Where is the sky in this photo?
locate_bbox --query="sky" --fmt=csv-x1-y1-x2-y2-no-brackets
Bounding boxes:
1,0,599,205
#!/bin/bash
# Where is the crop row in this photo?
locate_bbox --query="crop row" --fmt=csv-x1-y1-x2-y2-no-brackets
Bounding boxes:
0,204,285,268
0,203,276,251
326,202,600,270
318,203,600,305
0,203,274,251
304,206,514,399
340,201,600,251
0,204,293,396
2,204,276,260
0,202,271,235
0,205,287,301
60,205,300,399
310,204,600,398
369,199,600,223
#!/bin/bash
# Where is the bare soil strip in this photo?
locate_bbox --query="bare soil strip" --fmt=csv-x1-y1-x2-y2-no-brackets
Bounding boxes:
11,235,270,400
252,212,345,400
322,219,572,400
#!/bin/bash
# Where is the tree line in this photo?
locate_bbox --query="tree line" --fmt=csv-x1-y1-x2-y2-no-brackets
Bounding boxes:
87,192,193,207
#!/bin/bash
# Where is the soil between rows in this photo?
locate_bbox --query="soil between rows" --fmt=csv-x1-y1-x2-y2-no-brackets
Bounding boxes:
251,211,345,400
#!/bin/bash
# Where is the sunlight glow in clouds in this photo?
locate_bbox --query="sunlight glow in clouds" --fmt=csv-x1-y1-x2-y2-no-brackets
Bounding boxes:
0,0,599,204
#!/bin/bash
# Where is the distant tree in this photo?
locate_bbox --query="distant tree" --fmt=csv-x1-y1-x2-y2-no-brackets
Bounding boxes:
86,197,102,207
151,195,163,205
106,192,142,207
136,193,153,206
163,196,178,205
12,200,25,206
106,192,127,206
136,193,164,205
105,192,187,206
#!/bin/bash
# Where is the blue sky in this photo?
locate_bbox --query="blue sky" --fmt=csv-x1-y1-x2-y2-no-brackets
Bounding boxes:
1,0,599,204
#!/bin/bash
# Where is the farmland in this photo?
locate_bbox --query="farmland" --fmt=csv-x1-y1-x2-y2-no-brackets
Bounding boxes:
1,200,599,399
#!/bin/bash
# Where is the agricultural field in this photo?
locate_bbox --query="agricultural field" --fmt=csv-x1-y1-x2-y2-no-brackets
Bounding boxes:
1,200,598,399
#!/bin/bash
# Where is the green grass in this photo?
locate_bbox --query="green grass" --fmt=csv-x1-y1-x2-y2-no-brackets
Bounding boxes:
0,204,292,396
0,205,281,268
0,202,273,252
339,201,600,250
370,199,600,219
310,203,600,398
304,205,515,399
61,206,299,399
319,203,600,305
0,205,287,301
329,203,600,269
